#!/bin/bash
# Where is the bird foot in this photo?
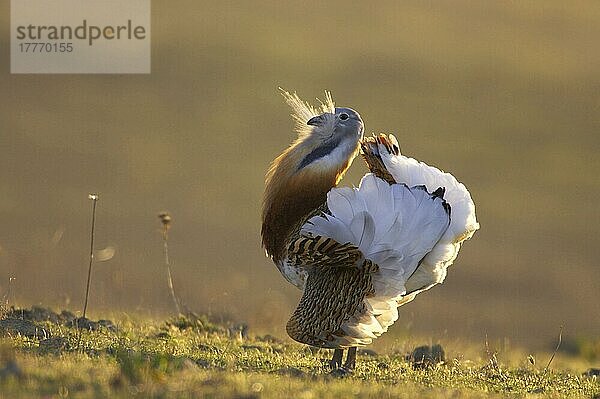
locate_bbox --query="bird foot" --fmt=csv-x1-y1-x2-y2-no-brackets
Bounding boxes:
327,359,342,369
330,366,354,377
325,348,344,370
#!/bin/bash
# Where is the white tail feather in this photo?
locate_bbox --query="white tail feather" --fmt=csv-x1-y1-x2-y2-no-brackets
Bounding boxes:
374,137,479,295
302,174,451,342
291,137,479,347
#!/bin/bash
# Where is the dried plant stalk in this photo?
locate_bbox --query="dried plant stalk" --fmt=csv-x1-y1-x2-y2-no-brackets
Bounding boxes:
159,212,181,314
82,194,99,319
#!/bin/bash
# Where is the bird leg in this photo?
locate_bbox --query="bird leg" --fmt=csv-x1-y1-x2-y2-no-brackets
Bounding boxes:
329,348,344,369
343,347,357,371
330,347,357,377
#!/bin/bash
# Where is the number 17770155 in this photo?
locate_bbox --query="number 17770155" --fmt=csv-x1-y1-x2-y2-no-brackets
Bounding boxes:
18,42,73,53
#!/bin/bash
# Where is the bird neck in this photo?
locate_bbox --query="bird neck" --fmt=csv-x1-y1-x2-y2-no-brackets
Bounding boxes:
261,144,358,262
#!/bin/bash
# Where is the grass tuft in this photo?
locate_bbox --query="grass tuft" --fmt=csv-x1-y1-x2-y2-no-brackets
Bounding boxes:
0,307,598,398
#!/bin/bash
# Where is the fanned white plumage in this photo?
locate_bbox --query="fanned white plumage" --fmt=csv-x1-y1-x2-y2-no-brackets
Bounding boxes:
301,174,451,345
375,136,480,296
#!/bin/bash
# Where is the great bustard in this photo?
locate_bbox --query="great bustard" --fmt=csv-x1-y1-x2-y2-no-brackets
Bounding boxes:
261,91,479,372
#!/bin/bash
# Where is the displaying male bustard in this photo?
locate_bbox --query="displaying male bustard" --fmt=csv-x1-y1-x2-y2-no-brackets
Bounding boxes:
261,91,479,372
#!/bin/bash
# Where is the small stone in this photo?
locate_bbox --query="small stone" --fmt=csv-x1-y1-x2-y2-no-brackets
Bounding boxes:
29,306,61,323
64,317,116,331
0,319,50,339
583,368,600,377
97,319,117,332
6,307,59,324
59,310,76,324
408,344,445,369
66,317,98,330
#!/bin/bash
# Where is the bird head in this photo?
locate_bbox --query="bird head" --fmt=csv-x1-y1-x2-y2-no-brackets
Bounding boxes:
262,91,364,261
275,90,364,176
297,107,364,172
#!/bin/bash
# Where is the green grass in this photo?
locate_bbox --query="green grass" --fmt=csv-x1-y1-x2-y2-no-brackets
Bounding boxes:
2,1,600,347
0,310,598,398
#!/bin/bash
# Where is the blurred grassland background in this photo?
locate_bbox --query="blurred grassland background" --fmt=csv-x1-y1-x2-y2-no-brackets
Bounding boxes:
0,1,599,350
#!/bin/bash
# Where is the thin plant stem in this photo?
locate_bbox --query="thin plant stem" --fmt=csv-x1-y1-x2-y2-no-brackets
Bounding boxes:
544,326,563,373
163,225,181,314
82,195,98,319
163,227,181,315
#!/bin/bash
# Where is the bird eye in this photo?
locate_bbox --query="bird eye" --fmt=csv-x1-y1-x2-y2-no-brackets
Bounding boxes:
339,113,349,121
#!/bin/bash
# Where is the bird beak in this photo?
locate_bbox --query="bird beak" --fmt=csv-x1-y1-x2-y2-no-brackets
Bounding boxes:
307,115,323,126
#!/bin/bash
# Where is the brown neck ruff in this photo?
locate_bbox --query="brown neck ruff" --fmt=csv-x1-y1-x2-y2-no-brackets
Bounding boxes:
261,144,358,263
